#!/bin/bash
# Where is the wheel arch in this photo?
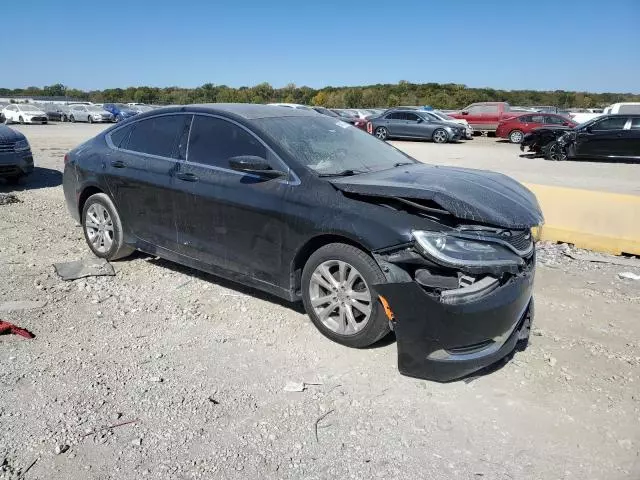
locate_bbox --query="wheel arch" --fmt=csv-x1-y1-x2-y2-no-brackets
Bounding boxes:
290,234,373,298
78,185,105,219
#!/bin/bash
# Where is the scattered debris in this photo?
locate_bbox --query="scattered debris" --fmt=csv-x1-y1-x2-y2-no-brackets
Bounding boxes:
54,444,69,455
0,193,20,205
547,356,557,367
314,409,335,442
0,320,35,339
0,300,47,313
149,377,164,383
53,258,116,281
618,272,640,281
208,395,220,405
564,251,640,267
131,438,142,447
80,419,139,438
283,382,305,392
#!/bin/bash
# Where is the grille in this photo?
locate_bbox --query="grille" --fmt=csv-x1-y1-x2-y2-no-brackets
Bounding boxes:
0,142,16,153
502,230,532,252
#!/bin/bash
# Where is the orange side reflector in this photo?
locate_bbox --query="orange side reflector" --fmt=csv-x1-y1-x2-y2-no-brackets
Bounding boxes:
378,295,395,322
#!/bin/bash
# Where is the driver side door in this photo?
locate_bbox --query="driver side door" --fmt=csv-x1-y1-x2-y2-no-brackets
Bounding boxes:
173,114,295,286
575,116,628,158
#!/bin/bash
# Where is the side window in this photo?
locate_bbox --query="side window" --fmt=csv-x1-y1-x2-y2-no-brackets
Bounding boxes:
519,115,532,123
404,113,420,122
630,118,640,129
187,116,267,168
530,115,545,123
592,117,628,130
545,115,565,125
126,115,183,157
466,105,482,113
386,112,404,120
109,125,134,149
481,105,499,113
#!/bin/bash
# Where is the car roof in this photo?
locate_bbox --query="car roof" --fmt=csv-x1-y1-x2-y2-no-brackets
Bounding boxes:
167,103,318,119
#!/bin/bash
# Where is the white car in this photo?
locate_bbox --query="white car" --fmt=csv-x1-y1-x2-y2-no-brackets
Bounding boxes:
2,104,48,124
602,103,640,115
422,110,474,139
68,105,114,123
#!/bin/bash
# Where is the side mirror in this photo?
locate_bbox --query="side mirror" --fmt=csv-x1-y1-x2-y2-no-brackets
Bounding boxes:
416,117,423,123
585,126,593,133
229,155,286,179
461,111,469,115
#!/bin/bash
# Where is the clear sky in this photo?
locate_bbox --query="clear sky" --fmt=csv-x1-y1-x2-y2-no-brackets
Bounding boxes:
4,0,639,93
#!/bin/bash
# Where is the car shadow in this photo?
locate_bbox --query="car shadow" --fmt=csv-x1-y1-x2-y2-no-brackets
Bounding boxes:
518,153,541,159
138,252,307,314
0,167,62,191
133,251,399,349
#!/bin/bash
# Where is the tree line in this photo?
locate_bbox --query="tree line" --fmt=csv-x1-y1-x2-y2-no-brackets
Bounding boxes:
1,82,638,109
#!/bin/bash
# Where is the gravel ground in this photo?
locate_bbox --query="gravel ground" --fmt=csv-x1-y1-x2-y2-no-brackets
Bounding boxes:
1,124,639,479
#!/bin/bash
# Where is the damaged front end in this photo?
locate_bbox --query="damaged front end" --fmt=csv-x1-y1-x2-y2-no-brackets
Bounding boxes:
374,226,536,382
520,127,573,155
543,131,576,161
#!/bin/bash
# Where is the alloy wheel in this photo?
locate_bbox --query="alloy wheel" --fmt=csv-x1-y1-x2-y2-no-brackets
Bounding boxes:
433,129,448,143
308,260,372,336
375,127,388,140
85,203,114,254
510,130,524,143
547,143,567,161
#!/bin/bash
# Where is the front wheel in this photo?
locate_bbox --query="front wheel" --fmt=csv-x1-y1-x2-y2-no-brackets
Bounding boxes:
546,142,567,161
88,116,94,124
432,128,448,144
18,116,24,124
301,243,390,348
374,126,388,141
82,193,134,260
70,115,75,123
509,129,524,144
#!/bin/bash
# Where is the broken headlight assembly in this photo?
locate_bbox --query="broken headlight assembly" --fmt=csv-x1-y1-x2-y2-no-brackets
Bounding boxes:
412,230,524,270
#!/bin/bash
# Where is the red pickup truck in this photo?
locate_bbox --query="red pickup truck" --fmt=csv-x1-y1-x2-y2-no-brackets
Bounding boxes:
448,102,514,133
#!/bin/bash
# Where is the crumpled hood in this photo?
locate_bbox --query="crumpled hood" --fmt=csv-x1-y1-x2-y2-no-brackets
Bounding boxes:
330,164,544,229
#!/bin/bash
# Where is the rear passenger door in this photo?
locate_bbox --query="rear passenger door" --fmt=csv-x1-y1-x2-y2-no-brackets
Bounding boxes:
627,117,640,158
381,112,408,136
104,113,189,252
173,114,294,285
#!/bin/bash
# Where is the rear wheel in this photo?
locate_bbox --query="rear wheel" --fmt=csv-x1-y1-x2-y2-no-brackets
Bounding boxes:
301,243,390,348
509,129,524,144
432,128,448,144
70,115,75,123
374,126,388,141
18,116,24,124
82,193,134,260
88,116,93,124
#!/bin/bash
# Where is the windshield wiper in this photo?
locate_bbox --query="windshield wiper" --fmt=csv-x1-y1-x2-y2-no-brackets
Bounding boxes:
317,169,366,178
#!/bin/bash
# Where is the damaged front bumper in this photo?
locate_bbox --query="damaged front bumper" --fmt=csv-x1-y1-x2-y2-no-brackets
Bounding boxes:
375,253,535,382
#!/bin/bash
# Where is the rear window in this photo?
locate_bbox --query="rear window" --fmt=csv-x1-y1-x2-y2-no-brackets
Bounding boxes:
125,115,183,157
591,117,628,130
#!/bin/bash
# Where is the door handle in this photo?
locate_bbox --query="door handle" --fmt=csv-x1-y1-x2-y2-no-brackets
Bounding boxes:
111,160,126,168
176,172,199,182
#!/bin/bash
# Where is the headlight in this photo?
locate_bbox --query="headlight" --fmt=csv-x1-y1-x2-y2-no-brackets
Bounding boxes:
412,231,524,268
14,139,30,152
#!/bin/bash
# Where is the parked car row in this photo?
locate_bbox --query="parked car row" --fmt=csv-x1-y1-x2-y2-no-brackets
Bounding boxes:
1,102,163,125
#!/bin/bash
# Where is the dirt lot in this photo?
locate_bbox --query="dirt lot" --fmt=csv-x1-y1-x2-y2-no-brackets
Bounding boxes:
1,123,639,479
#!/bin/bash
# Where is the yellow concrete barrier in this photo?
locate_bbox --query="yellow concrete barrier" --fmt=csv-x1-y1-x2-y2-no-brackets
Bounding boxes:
524,183,640,256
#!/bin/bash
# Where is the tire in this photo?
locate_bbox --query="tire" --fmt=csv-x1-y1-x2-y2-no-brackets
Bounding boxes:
70,115,75,123
301,243,391,348
374,126,388,141
88,116,93,124
3,117,10,125
546,142,567,161
509,129,524,144
60,115,66,123
115,115,121,123
18,116,24,124
81,193,134,261
432,128,448,144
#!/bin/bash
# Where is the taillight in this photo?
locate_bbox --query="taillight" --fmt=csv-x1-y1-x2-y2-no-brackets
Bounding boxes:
367,122,373,134
64,153,70,165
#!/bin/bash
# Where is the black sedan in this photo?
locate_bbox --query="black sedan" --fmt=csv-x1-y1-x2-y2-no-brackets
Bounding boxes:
523,115,640,161
367,108,465,143
63,104,543,381
0,125,34,183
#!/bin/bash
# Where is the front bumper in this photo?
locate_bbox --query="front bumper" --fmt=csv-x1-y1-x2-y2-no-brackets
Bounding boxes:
25,116,48,124
0,150,34,177
376,268,534,382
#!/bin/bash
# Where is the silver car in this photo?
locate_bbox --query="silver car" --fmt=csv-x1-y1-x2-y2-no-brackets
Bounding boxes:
68,105,114,123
